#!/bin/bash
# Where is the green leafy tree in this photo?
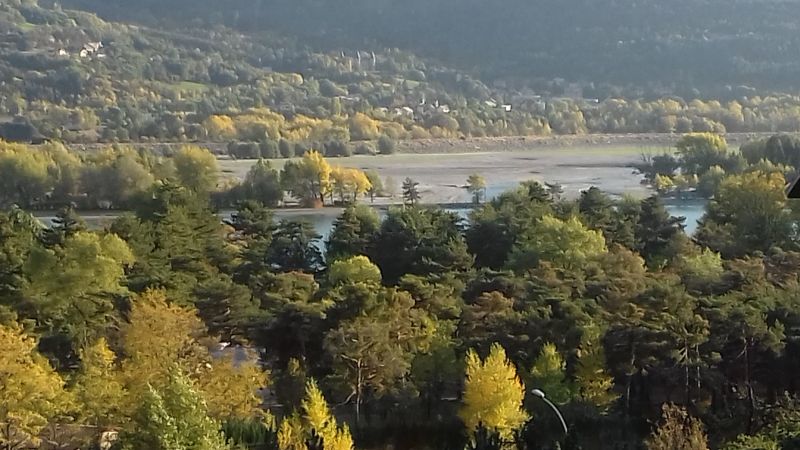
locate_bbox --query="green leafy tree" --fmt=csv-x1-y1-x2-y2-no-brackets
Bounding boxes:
173,145,219,194
365,170,383,203
377,135,396,155
328,255,382,286
124,368,231,450
24,231,135,347
696,171,796,258
529,343,572,405
0,148,51,207
240,159,282,207
325,288,434,424
511,215,606,271
676,133,741,176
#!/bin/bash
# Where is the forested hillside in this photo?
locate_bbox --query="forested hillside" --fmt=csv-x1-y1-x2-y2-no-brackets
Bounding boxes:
60,0,800,93
5,0,800,146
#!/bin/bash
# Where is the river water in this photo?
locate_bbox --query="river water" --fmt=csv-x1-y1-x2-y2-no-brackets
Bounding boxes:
32,188,707,244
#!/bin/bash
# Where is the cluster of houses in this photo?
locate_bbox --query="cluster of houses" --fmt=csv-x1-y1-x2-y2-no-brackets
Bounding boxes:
55,40,105,59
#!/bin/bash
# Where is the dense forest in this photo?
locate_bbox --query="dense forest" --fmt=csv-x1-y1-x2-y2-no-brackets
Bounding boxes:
5,1,800,146
1,133,800,449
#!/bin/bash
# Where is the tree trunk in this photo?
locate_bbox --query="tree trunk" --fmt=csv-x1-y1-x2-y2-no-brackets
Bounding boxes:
684,340,691,406
355,362,363,427
745,340,756,434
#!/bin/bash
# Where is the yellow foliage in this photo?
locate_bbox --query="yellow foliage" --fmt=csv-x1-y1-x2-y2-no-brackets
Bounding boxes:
331,166,372,203
654,174,675,193
195,351,270,420
279,380,353,450
173,145,219,192
121,289,268,421
278,414,305,450
203,115,237,140
121,289,208,393
303,150,333,204
575,328,619,411
349,112,380,140
460,344,528,438
73,337,127,426
0,323,68,448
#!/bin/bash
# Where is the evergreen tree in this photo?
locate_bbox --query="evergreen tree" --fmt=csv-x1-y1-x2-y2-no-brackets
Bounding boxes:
325,205,380,262
266,220,323,273
402,177,421,206
41,205,86,247
634,196,686,268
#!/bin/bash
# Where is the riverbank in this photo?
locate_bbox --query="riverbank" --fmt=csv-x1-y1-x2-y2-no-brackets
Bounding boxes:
63,131,774,155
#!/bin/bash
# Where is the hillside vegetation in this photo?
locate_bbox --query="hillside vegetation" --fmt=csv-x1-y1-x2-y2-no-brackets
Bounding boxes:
4,0,800,148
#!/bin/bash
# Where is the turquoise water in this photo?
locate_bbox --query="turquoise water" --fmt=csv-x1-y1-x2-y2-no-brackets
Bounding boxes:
664,199,706,235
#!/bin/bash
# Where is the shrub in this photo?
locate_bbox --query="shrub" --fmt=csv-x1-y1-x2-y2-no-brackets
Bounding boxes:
259,140,280,159
378,135,396,154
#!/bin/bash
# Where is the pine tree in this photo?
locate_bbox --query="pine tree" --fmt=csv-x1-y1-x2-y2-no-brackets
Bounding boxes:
42,205,86,248
402,177,421,206
460,344,529,439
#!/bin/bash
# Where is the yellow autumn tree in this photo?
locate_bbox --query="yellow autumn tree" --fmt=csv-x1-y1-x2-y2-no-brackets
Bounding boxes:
282,150,332,207
203,115,237,140
195,350,270,420
73,338,128,427
173,145,219,193
278,380,353,450
121,289,269,421
349,112,381,140
0,323,68,449
574,328,618,411
331,166,371,204
460,344,529,439
121,289,208,393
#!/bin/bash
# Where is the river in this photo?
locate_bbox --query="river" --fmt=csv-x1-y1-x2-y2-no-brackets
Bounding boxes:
31,192,706,246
